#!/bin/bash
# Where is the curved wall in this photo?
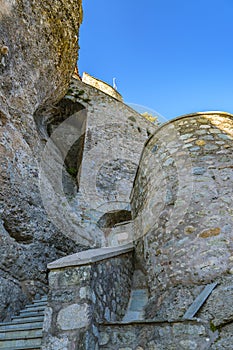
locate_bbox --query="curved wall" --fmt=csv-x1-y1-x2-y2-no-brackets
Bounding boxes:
82,72,123,102
131,112,233,293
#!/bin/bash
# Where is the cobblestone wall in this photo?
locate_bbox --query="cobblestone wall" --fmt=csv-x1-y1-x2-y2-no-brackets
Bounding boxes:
91,255,133,323
42,246,133,349
99,320,216,349
131,112,233,312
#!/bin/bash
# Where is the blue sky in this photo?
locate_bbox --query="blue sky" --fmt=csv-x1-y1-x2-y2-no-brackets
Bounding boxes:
79,0,233,120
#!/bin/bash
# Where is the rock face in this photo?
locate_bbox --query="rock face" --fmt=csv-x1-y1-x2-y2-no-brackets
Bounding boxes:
0,0,84,321
0,0,82,116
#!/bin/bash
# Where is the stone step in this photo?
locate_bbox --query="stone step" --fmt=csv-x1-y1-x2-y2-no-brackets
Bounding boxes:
123,311,142,322
0,337,42,349
0,295,46,350
0,346,41,350
20,308,45,314
13,311,44,319
25,301,47,308
129,289,148,311
0,328,42,340
0,316,44,326
122,289,148,322
22,305,46,312
34,296,47,302
0,322,43,332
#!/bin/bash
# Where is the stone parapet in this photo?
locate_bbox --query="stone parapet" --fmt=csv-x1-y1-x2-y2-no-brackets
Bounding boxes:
82,72,123,102
42,244,134,349
48,243,134,269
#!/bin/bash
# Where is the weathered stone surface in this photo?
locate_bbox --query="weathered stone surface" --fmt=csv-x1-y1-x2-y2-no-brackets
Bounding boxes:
1,5,233,349
209,322,233,349
49,265,92,289
91,253,133,323
60,78,157,246
0,0,85,320
47,243,134,334
43,249,134,349
0,0,157,317
41,335,69,350
82,72,123,102
99,332,110,346
0,275,26,321
0,0,82,116
43,307,53,333
99,321,213,349
132,113,233,300
57,303,90,330
33,77,157,251
48,244,134,269
198,281,233,327
145,285,203,321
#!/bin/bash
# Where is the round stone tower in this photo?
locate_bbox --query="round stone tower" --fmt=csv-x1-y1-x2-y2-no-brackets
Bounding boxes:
131,112,233,318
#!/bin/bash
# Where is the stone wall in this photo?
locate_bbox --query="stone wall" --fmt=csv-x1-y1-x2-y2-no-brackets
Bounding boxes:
99,320,216,349
107,221,134,247
131,112,233,316
82,72,123,102
34,77,157,248
42,245,134,349
50,78,157,246
71,78,156,213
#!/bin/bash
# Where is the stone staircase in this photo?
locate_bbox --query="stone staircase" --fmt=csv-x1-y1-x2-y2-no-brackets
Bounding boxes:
0,295,47,350
122,288,148,322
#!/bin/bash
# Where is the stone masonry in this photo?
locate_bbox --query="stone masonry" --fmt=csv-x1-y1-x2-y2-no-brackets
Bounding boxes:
82,72,123,102
42,245,134,349
43,112,233,349
1,1,233,348
35,77,157,248
132,112,233,294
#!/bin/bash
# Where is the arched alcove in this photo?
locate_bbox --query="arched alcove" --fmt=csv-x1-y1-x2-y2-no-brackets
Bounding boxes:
97,210,132,229
34,98,87,195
